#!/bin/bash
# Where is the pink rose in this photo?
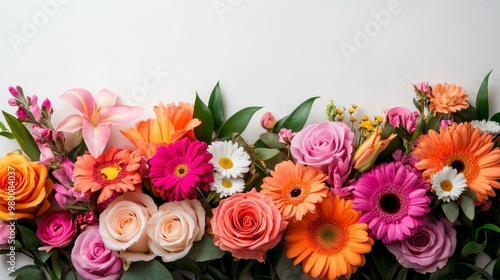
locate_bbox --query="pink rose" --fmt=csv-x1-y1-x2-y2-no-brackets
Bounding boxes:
0,221,13,247
71,226,123,280
384,107,420,133
386,216,456,274
291,120,354,184
36,210,77,252
147,199,205,262
211,190,287,262
99,192,157,264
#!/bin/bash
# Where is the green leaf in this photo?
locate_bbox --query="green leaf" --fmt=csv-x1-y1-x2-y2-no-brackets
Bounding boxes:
430,256,456,280
274,97,319,132
463,189,477,200
259,133,285,149
370,241,392,277
492,257,500,279
17,225,39,250
459,263,494,280
193,93,214,144
452,104,478,124
186,235,225,262
3,111,40,160
461,241,486,257
34,250,51,263
218,106,262,140
51,250,62,280
255,148,280,161
384,262,401,280
207,265,230,280
64,271,85,280
273,115,289,133
476,70,492,121
467,273,483,280
396,268,407,280
460,195,475,220
442,202,459,223
208,81,224,132
9,265,45,280
490,112,500,123
0,121,8,131
122,260,174,280
472,223,500,242
0,131,14,139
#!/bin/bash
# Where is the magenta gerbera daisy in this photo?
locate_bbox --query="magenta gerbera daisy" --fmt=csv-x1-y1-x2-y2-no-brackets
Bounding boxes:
149,138,214,201
352,162,431,244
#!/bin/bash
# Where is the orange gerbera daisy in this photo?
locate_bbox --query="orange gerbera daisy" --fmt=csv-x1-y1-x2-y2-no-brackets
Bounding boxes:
285,193,373,280
73,147,142,203
121,102,201,157
261,161,328,222
427,83,469,115
414,122,500,203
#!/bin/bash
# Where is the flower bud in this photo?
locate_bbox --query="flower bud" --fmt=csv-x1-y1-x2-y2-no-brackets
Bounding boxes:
8,86,19,97
414,82,430,94
8,98,17,106
260,112,277,130
354,126,396,172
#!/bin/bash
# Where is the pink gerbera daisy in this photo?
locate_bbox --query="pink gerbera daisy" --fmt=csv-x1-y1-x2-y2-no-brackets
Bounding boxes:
149,138,214,201
352,162,431,244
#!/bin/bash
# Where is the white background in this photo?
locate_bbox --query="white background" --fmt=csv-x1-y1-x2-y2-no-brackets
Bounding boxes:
1,0,500,277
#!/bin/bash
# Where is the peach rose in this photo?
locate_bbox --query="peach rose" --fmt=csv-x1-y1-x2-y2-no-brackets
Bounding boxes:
211,190,288,262
147,199,205,262
0,151,53,220
99,192,157,264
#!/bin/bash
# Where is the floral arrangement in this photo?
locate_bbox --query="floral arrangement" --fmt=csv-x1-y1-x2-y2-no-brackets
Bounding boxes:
2,72,500,280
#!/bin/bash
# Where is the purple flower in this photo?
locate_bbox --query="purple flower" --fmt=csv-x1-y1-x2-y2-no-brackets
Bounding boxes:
386,216,456,274
384,107,420,133
392,150,420,174
290,120,354,185
71,226,123,280
53,160,91,208
36,210,77,252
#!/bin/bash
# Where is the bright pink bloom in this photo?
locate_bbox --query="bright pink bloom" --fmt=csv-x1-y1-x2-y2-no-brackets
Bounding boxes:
71,226,123,280
386,216,456,274
38,144,55,166
150,138,214,201
76,210,99,230
440,118,453,129
15,107,27,119
28,95,41,121
278,128,296,143
53,159,91,208
291,120,354,185
414,82,430,94
56,88,144,157
36,210,77,252
211,190,288,262
8,98,17,106
352,162,431,244
384,107,420,133
8,86,19,97
0,221,13,247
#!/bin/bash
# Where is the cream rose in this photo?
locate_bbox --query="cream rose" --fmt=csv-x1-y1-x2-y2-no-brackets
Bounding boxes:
99,192,157,264
147,199,205,262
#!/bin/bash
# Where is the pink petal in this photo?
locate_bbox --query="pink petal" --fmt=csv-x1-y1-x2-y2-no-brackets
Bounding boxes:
60,88,95,117
95,89,117,108
99,105,144,125
56,114,83,132
82,121,110,157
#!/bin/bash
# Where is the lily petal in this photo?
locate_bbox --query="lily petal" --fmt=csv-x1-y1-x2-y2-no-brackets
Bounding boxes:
82,121,110,157
95,88,117,108
60,88,95,117
99,105,145,125
56,114,83,132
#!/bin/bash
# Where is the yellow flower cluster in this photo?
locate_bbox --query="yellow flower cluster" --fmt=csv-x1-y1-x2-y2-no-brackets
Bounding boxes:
358,115,384,138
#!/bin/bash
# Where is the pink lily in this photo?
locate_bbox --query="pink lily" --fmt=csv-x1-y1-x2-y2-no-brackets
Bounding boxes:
56,88,144,157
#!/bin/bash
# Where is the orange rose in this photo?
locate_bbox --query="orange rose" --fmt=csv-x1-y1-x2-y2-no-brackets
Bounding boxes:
0,151,53,220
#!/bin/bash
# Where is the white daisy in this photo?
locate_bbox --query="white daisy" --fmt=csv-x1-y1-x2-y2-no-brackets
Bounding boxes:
210,176,245,198
430,166,468,202
207,141,251,178
471,120,500,136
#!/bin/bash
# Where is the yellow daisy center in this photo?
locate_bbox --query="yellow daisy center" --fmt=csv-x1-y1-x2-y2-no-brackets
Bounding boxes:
282,179,310,205
100,165,121,181
219,157,234,169
222,179,232,189
174,164,188,177
441,180,453,192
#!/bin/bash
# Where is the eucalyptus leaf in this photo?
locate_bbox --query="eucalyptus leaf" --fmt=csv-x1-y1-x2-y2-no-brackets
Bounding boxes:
476,70,492,121
255,148,280,161
9,265,45,280
3,111,40,160
193,93,214,144
461,241,486,257
186,236,225,262
274,97,319,132
208,81,224,132
442,202,459,223
460,195,475,220
218,106,262,140
259,133,285,149
122,260,174,280
463,189,477,200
